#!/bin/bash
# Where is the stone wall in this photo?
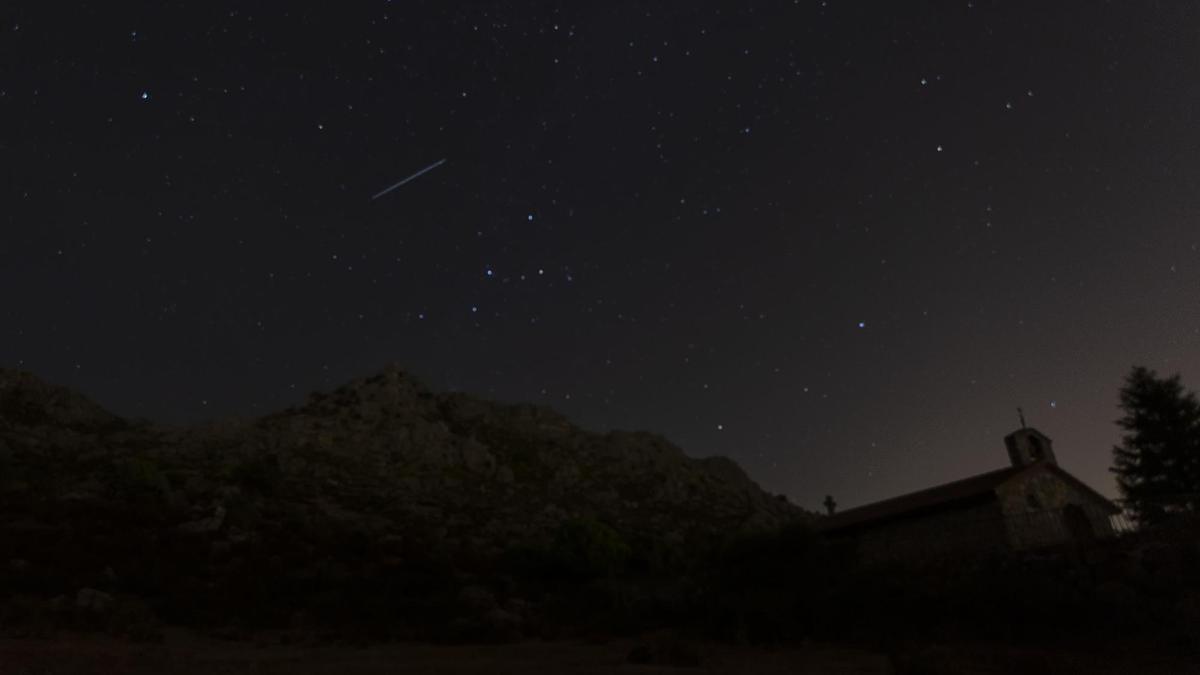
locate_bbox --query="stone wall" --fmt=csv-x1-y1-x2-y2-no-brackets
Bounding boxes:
848,501,1007,566
994,471,1117,549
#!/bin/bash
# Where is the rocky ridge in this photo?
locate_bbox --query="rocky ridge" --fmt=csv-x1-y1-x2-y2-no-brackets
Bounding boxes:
0,365,811,640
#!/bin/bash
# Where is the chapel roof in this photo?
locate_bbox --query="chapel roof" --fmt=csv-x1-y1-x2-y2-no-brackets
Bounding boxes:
818,462,1118,534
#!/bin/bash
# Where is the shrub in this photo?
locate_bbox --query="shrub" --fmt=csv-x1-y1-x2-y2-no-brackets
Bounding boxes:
228,453,282,496
110,456,173,506
549,516,632,581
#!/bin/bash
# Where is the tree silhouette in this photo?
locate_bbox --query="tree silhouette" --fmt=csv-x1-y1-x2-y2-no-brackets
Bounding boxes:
1111,366,1200,524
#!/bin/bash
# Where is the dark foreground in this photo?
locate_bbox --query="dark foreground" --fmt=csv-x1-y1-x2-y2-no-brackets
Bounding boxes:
1,631,1197,675
3,370,1199,673
2,630,889,675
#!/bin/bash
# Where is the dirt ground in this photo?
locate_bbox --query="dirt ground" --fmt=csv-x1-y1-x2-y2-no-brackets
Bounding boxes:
0,630,891,675
898,639,1200,675
3,631,1197,674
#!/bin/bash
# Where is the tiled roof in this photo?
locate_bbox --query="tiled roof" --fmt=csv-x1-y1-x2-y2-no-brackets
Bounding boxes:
817,465,1026,533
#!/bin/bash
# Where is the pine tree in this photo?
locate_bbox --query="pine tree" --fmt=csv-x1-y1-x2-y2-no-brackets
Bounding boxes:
1111,366,1200,524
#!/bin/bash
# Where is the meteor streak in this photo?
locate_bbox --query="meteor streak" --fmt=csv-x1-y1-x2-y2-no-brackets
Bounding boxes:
371,158,447,200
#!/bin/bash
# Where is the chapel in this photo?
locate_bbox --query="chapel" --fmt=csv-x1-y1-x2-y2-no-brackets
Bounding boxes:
818,424,1123,564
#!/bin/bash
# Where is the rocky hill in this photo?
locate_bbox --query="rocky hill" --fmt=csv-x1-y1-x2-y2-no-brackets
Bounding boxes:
0,365,811,641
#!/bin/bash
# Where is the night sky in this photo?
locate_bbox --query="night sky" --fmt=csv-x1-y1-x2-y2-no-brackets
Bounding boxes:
5,2,1200,511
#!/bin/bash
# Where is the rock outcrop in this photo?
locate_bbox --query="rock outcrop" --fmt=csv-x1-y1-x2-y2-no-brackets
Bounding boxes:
0,365,813,639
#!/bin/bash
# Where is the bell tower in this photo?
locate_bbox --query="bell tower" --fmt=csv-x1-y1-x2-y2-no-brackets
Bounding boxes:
1004,415,1057,467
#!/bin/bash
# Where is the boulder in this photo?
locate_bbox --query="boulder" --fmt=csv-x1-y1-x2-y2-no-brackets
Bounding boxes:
627,644,654,664
457,585,498,613
177,504,226,534
75,588,113,613
460,439,495,474
483,608,523,641
503,597,531,618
